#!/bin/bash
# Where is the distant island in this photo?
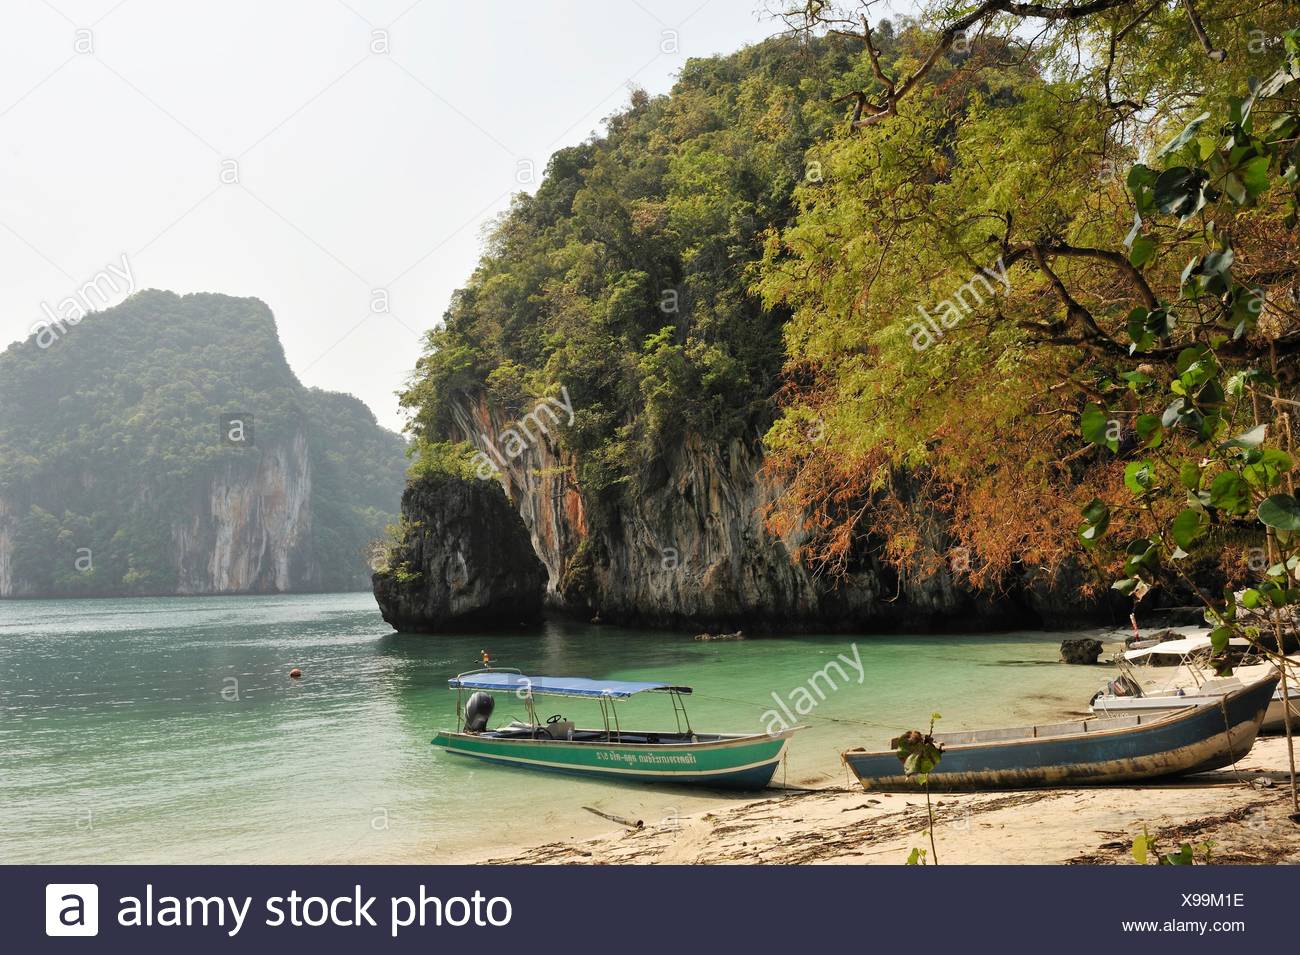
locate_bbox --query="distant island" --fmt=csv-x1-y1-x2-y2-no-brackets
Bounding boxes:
0,290,408,597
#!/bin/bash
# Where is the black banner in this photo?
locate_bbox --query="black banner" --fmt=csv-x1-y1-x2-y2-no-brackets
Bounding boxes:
6,865,1290,952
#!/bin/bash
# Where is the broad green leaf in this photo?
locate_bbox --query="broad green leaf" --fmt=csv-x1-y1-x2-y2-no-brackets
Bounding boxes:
1224,172,1247,205
1127,164,1158,213
1243,448,1293,488
1175,344,1211,375
1124,460,1155,495
1157,112,1212,159
1161,844,1195,866
1081,404,1117,452
1218,424,1267,450
1154,167,1210,221
1209,625,1234,654
1240,155,1270,198
1123,538,1159,577
1259,494,1300,530
1129,234,1158,267
1208,471,1249,514
1081,498,1109,526
1171,508,1206,550
1135,414,1162,448
1079,497,1110,548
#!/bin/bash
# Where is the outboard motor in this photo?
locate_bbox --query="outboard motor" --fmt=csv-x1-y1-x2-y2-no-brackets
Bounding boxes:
463,691,494,732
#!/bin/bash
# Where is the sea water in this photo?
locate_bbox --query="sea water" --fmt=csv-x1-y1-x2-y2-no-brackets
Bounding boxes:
0,593,1117,863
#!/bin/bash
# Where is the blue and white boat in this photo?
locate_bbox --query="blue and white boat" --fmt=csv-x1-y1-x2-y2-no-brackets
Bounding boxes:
431,669,798,789
842,674,1278,791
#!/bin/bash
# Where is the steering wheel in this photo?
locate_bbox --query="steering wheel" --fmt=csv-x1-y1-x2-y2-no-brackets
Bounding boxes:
546,713,564,724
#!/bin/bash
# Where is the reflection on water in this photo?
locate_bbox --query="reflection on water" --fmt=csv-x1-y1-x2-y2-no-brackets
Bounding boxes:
0,593,1116,863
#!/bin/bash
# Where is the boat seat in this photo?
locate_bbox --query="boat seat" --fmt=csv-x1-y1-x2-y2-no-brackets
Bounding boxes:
539,719,575,741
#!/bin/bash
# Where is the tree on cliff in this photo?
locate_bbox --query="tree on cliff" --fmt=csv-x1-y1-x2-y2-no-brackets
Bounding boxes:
402,0,1299,611
399,33,879,527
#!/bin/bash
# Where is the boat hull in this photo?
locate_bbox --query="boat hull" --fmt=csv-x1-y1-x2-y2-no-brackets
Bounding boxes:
432,729,794,789
843,676,1277,791
1262,690,1300,734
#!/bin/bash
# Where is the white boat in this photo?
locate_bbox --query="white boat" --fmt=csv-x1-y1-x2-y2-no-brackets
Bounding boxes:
1091,633,1300,734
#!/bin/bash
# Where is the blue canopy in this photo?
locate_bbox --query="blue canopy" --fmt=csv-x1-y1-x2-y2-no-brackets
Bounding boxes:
448,672,691,699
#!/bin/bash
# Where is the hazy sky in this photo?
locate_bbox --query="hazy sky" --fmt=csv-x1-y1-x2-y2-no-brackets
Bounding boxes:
0,0,790,431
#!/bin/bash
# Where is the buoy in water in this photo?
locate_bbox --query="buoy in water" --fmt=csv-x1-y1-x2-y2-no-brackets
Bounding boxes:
289,667,302,680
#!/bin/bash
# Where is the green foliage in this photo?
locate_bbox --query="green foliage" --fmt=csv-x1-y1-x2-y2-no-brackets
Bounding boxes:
407,439,486,482
894,715,943,781
748,5,1300,592
399,34,870,521
0,291,407,595
895,713,943,865
1076,35,1300,662
1132,825,1214,866
374,518,423,583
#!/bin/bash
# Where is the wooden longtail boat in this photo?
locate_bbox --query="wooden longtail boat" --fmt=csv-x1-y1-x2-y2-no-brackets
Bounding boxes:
431,669,797,789
841,674,1278,791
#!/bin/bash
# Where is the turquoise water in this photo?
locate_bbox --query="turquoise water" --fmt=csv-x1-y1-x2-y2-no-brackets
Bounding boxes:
0,593,1115,863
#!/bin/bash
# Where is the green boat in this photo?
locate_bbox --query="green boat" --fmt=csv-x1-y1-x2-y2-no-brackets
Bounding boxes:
431,669,797,789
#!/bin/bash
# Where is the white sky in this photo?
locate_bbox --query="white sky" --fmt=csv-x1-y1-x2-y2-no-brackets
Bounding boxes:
0,0,785,431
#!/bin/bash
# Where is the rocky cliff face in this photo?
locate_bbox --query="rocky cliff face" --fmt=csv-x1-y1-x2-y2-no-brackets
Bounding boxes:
0,434,319,598
172,431,318,594
371,473,546,632
0,496,17,597
444,392,1115,632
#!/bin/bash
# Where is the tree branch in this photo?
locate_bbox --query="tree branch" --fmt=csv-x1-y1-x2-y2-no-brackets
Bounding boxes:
1036,242,1160,309
1029,244,1129,355
1180,0,1226,62
847,0,1139,128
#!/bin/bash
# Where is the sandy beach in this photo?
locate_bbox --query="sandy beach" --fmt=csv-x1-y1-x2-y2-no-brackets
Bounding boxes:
468,736,1300,865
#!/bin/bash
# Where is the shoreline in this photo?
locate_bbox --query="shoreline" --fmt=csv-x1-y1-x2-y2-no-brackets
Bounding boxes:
452,737,1300,865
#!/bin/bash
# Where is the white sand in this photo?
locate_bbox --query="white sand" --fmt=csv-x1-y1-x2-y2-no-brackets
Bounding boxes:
459,737,1300,865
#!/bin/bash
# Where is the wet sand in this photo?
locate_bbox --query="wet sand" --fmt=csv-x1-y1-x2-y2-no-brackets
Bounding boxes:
461,737,1300,865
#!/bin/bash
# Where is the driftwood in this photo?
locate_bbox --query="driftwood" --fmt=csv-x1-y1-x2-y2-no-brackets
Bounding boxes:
582,806,643,829
694,630,745,642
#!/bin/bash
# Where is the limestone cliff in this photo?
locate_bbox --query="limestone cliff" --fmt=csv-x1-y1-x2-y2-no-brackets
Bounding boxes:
172,430,318,594
0,496,17,597
371,473,546,632
443,392,1113,632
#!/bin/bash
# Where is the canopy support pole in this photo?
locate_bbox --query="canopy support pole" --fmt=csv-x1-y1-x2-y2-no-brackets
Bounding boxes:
525,692,539,738
672,690,693,737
